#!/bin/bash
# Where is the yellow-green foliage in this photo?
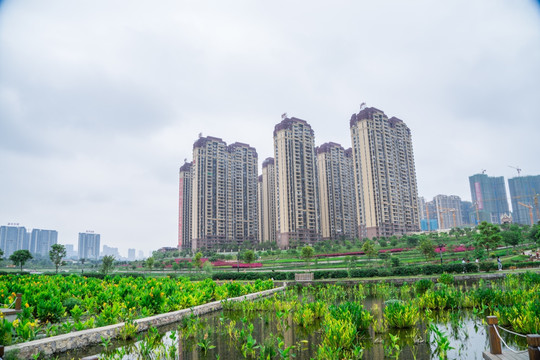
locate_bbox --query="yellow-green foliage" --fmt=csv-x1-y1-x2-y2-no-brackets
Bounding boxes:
293,301,327,327
321,315,356,349
0,274,274,345
384,300,420,328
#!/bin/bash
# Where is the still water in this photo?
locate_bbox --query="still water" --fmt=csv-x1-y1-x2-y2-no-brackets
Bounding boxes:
59,291,528,359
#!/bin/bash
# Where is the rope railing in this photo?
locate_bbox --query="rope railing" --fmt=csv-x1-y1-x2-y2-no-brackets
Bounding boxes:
486,315,540,360
492,323,528,354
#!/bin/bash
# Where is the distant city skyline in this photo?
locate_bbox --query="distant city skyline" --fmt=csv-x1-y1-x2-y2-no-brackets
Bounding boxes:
1,1,539,253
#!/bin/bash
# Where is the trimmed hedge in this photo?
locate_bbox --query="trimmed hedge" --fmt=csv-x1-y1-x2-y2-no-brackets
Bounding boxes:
212,263,481,281
213,271,295,281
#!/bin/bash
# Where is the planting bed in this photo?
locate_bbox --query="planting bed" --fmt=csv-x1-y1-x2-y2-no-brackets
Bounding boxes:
0,274,274,349
58,271,540,360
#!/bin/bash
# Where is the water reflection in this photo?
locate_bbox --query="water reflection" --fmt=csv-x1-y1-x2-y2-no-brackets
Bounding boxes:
61,288,529,360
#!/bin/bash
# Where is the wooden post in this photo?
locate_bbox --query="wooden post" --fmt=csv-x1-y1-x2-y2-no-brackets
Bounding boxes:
528,334,540,360
15,293,22,311
487,316,502,354
0,344,4,357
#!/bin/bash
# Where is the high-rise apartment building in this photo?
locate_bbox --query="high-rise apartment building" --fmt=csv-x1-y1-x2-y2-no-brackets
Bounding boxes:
508,175,540,225
469,173,509,224
316,143,358,240
128,248,136,260
350,107,420,238
433,195,463,229
226,142,259,246
460,201,475,226
30,229,58,257
259,157,277,243
190,137,258,250
273,117,320,248
0,225,27,257
101,245,120,258
78,232,100,260
418,197,438,231
65,244,77,258
191,137,228,250
178,162,193,250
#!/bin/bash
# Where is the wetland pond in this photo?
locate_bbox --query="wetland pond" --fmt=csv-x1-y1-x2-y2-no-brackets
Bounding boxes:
60,274,538,360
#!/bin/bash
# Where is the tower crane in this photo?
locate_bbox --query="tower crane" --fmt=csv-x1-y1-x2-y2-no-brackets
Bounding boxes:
438,208,457,229
518,202,534,225
508,165,522,176
534,193,540,222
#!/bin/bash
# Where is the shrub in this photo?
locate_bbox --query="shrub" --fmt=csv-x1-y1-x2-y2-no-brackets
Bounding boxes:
415,279,434,294
479,261,497,272
438,273,454,285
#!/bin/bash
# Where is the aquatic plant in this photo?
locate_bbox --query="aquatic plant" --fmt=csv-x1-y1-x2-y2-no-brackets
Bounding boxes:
384,300,420,328
329,301,373,330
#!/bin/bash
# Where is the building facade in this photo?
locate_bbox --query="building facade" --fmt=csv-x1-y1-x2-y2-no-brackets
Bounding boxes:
273,117,320,248
350,107,420,238
78,232,100,260
30,229,58,257
460,201,475,226
178,162,193,250
316,143,358,240
191,137,229,250
469,174,509,224
508,175,540,225
190,137,259,250
418,197,439,231
433,195,463,229
259,157,277,243
0,225,28,257
226,142,259,247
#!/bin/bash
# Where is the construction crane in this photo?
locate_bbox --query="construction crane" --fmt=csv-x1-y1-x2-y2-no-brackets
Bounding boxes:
508,165,522,176
535,193,540,222
518,202,534,225
438,208,457,229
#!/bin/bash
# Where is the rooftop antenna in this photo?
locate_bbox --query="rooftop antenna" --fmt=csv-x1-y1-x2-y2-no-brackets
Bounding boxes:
281,113,287,120
508,165,522,176
360,102,366,111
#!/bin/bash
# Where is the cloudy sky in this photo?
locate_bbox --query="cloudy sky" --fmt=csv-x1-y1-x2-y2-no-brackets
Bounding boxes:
1,1,539,256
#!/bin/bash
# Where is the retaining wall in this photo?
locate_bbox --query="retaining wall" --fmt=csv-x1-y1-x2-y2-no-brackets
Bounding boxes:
4,285,286,359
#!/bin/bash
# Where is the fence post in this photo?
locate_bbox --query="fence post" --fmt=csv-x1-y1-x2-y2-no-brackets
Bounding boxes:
487,316,502,354
15,293,22,311
527,334,540,360
0,344,4,357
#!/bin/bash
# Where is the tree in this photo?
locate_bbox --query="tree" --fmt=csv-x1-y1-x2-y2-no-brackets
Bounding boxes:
80,258,86,274
145,257,155,272
406,235,419,247
101,255,115,275
9,250,33,272
475,221,502,256
0,248,3,262
194,252,203,271
243,250,256,264
300,246,314,269
418,237,436,261
49,244,67,274
362,240,377,262
501,227,522,248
